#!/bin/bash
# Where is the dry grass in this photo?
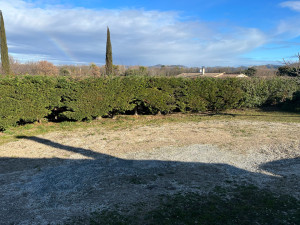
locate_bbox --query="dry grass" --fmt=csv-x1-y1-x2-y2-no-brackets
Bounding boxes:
0,109,299,146
1,110,299,160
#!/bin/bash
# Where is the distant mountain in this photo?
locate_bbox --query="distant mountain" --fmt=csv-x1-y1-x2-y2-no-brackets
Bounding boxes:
148,64,282,69
150,64,187,68
262,64,281,69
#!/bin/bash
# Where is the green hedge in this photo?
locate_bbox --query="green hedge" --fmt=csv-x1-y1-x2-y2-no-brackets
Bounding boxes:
239,78,299,108
0,76,299,130
0,76,60,130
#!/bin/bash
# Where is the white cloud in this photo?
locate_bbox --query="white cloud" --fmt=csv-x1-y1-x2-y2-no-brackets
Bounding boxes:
1,0,268,66
276,2,300,39
276,18,300,39
280,1,300,12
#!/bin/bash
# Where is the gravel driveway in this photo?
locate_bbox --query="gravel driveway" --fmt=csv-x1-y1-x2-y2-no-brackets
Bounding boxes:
0,120,299,224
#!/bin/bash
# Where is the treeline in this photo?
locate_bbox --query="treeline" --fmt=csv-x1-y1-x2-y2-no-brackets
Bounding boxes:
5,55,300,78
2,57,283,78
0,76,299,131
2,58,207,77
6,57,300,77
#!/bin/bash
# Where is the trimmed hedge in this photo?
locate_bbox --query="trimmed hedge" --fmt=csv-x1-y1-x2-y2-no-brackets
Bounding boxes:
0,76,60,130
0,76,299,130
239,78,299,108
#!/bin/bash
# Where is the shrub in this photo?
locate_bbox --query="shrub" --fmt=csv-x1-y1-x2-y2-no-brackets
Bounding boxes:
244,67,257,77
59,68,71,76
239,78,299,108
0,76,59,130
277,66,298,77
59,78,109,121
0,76,299,130
281,90,300,112
184,78,243,112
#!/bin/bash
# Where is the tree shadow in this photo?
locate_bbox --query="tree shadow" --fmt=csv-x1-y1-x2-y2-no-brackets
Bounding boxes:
16,136,106,159
0,136,299,224
260,157,300,176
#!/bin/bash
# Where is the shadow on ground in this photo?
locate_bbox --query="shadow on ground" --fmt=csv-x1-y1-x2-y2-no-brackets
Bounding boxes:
0,136,299,224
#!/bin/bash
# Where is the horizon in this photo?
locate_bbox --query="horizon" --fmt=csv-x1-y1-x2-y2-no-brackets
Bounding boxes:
9,61,282,68
1,0,300,67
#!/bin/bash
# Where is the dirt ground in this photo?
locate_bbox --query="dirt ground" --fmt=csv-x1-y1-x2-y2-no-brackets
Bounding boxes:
0,119,299,224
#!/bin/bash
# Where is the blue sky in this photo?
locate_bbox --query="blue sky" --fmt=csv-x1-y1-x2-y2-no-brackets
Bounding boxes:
1,0,300,66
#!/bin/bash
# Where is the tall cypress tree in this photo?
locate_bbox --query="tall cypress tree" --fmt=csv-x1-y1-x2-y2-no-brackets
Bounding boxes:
0,10,10,75
105,27,113,76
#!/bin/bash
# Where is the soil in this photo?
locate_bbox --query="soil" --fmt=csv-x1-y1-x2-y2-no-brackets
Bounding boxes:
0,120,299,224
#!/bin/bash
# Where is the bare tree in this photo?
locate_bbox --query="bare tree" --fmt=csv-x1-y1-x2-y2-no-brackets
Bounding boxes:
36,61,58,76
89,63,101,77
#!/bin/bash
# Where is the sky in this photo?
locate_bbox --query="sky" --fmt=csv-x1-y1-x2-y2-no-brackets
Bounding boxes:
1,0,300,66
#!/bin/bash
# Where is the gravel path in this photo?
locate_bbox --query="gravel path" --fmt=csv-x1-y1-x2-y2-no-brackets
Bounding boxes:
0,120,299,224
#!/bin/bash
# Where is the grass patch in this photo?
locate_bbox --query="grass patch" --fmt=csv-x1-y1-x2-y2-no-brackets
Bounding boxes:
0,109,299,146
66,185,300,225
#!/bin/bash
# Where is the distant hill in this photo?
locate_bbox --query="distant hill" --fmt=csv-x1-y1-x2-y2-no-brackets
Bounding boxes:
254,64,281,69
150,64,281,69
150,64,187,68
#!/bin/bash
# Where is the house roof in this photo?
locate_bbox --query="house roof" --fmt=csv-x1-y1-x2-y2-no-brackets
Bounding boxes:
176,72,248,78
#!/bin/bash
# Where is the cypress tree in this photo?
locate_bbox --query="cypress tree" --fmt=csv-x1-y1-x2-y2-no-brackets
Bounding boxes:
105,27,113,76
0,10,10,75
